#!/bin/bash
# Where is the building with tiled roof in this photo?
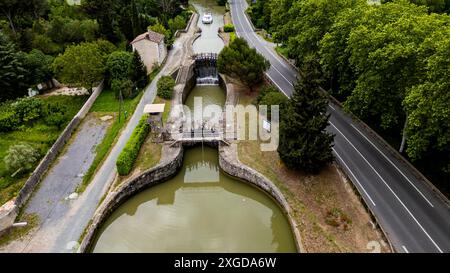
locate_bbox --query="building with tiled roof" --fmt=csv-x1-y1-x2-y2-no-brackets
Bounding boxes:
131,30,167,73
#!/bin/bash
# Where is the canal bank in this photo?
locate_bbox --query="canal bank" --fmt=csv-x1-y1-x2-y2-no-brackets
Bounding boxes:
80,0,303,253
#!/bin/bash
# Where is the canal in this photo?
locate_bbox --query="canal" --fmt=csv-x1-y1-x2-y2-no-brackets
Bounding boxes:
91,0,297,253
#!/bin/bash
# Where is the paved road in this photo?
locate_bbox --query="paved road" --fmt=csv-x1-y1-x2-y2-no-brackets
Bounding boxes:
230,0,450,253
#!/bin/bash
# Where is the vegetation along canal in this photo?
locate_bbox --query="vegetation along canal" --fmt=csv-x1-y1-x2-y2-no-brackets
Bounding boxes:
91,0,296,252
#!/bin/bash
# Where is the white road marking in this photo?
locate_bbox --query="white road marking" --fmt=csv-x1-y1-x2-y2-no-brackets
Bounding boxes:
330,123,443,253
333,148,376,206
402,245,409,253
329,105,335,111
350,124,434,207
232,4,294,87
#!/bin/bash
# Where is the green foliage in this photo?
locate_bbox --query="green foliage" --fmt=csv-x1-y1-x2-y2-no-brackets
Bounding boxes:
0,104,20,132
223,24,235,32
278,76,334,173
0,32,28,101
218,37,270,89
131,50,148,89
251,0,450,181
12,97,44,123
116,116,150,175
106,51,133,82
111,78,135,99
52,41,109,91
22,49,54,86
248,0,272,30
168,15,187,34
4,144,40,174
257,84,278,104
157,76,175,99
149,22,171,43
259,91,288,119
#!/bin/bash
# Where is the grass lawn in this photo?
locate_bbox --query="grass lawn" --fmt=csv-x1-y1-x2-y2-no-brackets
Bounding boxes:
76,89,143,193
153,96,171,123
0,95,87,205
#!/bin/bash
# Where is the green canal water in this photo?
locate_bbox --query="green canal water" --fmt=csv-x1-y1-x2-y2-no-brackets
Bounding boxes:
92,146,297,252
192,0,225,54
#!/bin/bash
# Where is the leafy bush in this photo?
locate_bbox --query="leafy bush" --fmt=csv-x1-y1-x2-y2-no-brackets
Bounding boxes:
0,104,20,132
12,97,44,123
4,144,40,175
257,85,278,104
44,102,68,129
157,76,175,100
106,51,133,82
116,116,150,175
111,78,135,99
259,91,288,119
223,24,235,33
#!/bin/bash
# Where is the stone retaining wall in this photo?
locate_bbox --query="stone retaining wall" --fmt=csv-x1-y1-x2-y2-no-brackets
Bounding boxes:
79,144,183,252
0,82,104,233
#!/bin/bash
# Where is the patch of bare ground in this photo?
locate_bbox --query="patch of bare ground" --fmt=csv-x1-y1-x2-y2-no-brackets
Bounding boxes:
236,86,390,253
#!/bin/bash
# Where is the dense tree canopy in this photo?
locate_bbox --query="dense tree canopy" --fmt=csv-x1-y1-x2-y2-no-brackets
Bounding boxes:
52,41,114,92
218,37,270,90
278,76,334,173
0,33,28,101
249,0,450,181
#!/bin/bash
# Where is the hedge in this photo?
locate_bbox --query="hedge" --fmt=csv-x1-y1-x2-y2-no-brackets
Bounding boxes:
116,116,150,175
223,24,235,33
157,75,175,100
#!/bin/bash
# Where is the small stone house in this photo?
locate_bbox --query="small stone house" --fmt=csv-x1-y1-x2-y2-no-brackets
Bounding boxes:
131,30,167,74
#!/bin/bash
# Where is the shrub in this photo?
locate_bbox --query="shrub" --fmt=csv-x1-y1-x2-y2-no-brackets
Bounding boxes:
106,51,133,82
111,78,135,99
157,76,175,100
116,116,150,175
0,104,20,132
259,91,288,119
257,85,278,104
12,97,44,123
44,102,68,129
4,144,40,175
223,24,235,33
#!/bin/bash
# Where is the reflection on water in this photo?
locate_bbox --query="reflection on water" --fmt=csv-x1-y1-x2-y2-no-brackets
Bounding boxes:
92,147,297,252
192,0,225,54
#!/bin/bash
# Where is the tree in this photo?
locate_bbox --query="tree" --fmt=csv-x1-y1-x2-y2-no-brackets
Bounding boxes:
111,78,134,99
44,101,67,129
278,76,334,173
168,15,186,34
157,75,175,99
52,41,107,92
4,144,40,175
0,32,28,101
259,91,288,119
22,49,54,87
217,37,270,90
403,28,450,162
106,51,133,82
131,50,148,88
12,97,44,123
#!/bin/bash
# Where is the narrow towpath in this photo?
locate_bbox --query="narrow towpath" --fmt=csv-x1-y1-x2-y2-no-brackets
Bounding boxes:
1,14,198,253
